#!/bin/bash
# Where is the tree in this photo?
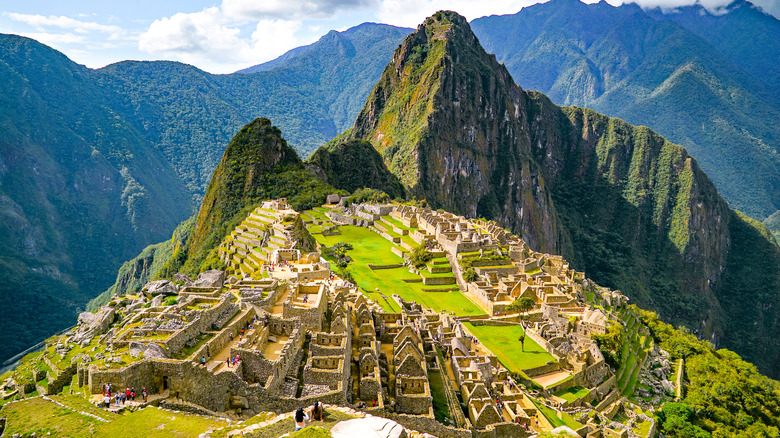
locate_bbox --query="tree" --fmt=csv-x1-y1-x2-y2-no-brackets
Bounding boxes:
518,333,526,352
409,244,432,268
463,268,478,282
507,297,535,315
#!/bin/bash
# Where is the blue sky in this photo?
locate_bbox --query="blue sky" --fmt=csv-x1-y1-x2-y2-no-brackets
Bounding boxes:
1,0,777,74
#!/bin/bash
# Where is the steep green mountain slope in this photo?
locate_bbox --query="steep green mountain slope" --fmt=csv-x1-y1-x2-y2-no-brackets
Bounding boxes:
182,118,341,274
351,11,780,377
308,137,406,198
0,35,191,364
471,0,780,220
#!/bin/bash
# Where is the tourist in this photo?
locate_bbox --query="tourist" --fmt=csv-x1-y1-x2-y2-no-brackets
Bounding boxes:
126,388,131,401
201,356,207,366
311,401,323,422
230,332,234,341
114,391,121,406
294,407,309,431
103,393,111,408
131,389,136,401
226,357,231,368
142,387,148,402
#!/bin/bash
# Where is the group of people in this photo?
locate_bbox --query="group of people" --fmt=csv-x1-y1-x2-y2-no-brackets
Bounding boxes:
226,353,241,368
294,401,325,431
100,383,147,408
355,399,377,409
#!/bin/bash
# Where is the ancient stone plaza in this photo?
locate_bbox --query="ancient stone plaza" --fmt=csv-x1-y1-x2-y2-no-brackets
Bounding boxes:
1,199,681,438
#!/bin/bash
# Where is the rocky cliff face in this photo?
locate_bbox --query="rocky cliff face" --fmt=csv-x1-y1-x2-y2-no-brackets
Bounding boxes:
350,11,780,376
351,12,563,253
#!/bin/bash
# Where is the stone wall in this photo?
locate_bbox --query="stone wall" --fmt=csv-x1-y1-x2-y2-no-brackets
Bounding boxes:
422,275,456,286
521,362,561,378
45,363,77,395
296,268,329,282
164,295,234,354
193,308,256,363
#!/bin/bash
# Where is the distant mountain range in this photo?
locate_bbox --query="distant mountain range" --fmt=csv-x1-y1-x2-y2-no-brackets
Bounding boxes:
1,0,778,366
471,0,780,220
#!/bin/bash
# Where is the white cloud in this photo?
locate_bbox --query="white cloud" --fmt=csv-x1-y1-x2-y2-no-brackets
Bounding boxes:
4,12,124,39
138,6,304,73
376,0,539,26
222,0,377,20
376,0,779,27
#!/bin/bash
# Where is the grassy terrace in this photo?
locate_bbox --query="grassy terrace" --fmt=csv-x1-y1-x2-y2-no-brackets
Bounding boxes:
310,224,483,316
555,386,590,402
529,396,583,430
380,215,413,231
462,323,554,372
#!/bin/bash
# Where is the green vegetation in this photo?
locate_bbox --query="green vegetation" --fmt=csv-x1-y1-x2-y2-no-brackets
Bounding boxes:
309,140,405,198
462,323,554,371
173,118,346,275
409,244,433,268
1,394,355,438
506,297,535,315
97,407,226,437
637,307,780,437
428,370,452,424
554,386,590,402
471,2,780,220
529,397,582,430
311,224,483,316
592,323,625,369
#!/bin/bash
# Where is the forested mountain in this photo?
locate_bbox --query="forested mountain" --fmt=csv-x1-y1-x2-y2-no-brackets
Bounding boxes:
0,23,409,364
471,0,780,220
349,11,780,378
0,35,191,364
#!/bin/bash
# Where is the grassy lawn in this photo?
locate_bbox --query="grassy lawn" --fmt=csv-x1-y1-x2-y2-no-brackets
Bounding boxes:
1,396,105,437
312,225,483,316
462,323,554,371
97,406,226,437
306,209,329,222
634,419,653,437
530,397,582,430
554,386,590,402
380,215,411,230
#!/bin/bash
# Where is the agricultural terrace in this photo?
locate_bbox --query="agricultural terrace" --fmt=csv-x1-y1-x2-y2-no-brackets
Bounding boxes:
307,221,484,316
462,322,554,372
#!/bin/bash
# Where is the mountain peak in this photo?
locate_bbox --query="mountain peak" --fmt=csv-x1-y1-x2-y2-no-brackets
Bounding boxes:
351,10,517,189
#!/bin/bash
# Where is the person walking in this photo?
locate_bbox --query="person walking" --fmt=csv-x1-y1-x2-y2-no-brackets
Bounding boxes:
142,387,148,403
